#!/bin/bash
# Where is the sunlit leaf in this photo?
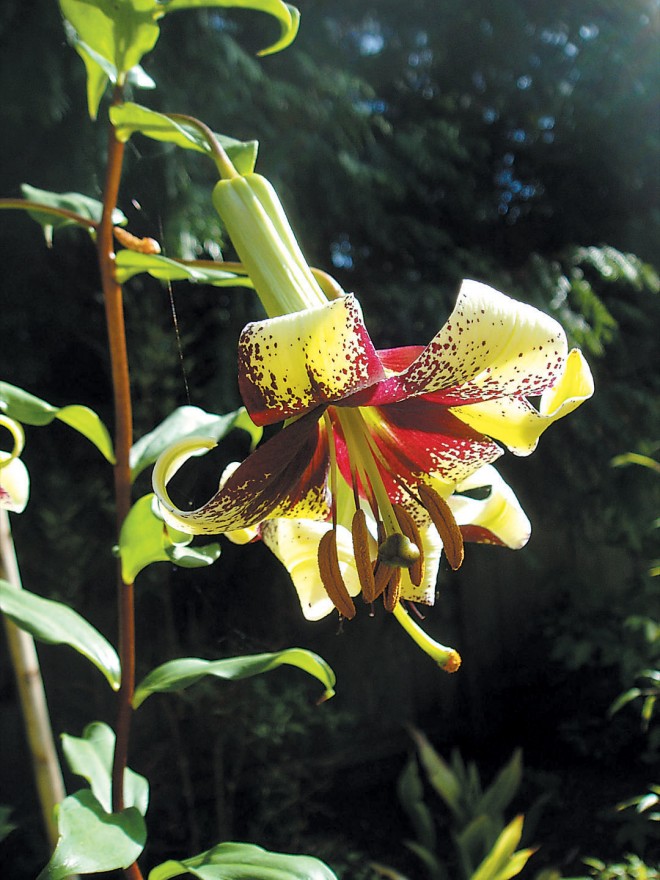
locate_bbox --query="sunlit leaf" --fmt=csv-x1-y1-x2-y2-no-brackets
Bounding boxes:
608,687,642,716
59,0,160,114
110,103,258,173
158,0,301,57
118,494,220,582
0,580,120,691
148,841,338,880
470,816,534,880
18,184,126,244
60,0,299,116
611,452,660,473
130,405,261,481
37,790,145,880
115,251,254,287
0,381,115,463
133,647,336,708
61,722,149,815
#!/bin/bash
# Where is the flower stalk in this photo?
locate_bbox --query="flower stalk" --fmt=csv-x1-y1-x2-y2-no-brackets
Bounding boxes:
97,86,143,880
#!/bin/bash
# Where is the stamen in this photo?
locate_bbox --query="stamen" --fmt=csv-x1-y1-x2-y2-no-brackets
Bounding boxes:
373,559,393,599
393,503,424,587
383,567,402,612
351,508,377,603
317,529,356,619
417,483,464,570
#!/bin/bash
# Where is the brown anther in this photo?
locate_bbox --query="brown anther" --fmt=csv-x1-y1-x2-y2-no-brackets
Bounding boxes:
317,529,356,619
373,560,393,599
351,508,376,603
393,503,425,587
383,567,402,612
113,226,162,255
417,483,464,570
377,532,420,569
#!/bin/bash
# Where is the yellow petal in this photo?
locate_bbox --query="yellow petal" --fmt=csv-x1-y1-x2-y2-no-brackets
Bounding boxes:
261,519,362,621
400,522,442,605
0,452,30,513
238,294,384,425
448,465,531,549
450,348,594,455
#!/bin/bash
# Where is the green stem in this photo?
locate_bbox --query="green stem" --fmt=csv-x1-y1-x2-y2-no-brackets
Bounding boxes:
0,510,66,851
97,87,142,880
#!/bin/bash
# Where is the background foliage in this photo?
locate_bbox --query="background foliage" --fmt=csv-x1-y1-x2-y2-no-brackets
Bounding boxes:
0,0,658,876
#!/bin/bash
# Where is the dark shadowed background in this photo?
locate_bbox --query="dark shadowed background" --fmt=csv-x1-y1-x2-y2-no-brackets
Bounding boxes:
1,0,659,876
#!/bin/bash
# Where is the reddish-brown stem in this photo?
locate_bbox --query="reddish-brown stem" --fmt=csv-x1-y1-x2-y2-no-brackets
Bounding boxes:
97,87,143,880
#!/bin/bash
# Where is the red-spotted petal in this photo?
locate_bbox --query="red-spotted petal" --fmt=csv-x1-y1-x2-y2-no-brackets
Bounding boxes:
451,348,594,455
153,409,329,534
344,280,570,407
238,294,386,426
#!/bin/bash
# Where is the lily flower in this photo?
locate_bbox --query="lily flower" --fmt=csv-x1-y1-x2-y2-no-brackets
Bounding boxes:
153,281,593,630
0,415,30,513
233,463,531,620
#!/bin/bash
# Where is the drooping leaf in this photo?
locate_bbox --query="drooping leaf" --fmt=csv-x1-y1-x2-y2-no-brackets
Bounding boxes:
59,0,160,117
0,581,120,691
61,722,149,816
37,789,146,880
110,103,258,173
19,184,126,244
118,494,221,582
60,0,298,117
157,0,300,57
130,405,261,481
0,381,115,463
133,647,336,708
115,251,254,287
609,687,643,716
148,841,337,880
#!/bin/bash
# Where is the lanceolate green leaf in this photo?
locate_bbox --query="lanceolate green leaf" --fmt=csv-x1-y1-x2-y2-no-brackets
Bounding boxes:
119,493,221,582
59,0,160,117
61,722,149,815
470,816,534,880
130,405,261,481
14,184,126,244
110,103,258,173
0,381,115,464
148,841,338,880
133,647,336,708
37,790,146,880
157,1,300,57
0,581,121,691
60,0,299,117
115,251,254,288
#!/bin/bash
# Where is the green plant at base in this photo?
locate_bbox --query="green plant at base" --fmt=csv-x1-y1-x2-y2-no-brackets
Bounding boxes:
392,728,541,880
